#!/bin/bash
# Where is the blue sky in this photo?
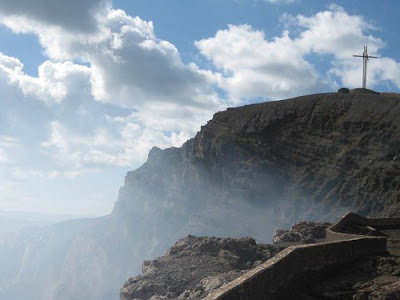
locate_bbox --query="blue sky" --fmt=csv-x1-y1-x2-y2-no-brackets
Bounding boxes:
0,0,400,216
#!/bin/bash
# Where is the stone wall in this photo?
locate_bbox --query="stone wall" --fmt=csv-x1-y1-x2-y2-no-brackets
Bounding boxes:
325,228,360,241
205,237,386,300
329,212,400,231
329,212,371,232
205,212,397,300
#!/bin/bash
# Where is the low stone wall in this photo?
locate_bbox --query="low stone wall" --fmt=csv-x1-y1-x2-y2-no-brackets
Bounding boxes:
329,212,400,231
325,228,361,241
206,236,387,300
206,212,397,300
329,212,371,232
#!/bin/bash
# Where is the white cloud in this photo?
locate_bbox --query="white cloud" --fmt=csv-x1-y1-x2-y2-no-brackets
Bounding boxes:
294,5,382,58
291,5,399,89
0,2,225,172
40,120,191,168
0,0,110,33
0,135,18,147
0,135,18,164
196,5,400,100
0,2,231,210
195,24,323,102
0,148,8,163
0,7,223,110
0,53,92,103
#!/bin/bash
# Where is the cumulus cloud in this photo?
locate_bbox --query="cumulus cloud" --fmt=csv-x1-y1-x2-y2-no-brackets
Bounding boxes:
0,0,225,175
0,0,110,33
294,5,382,57
196,24,322,102
0,6,223,110
196,5,400,101
0,53,92,103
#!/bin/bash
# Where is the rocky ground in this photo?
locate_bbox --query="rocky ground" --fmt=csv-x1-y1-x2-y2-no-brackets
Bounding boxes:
121,222,333,300
273,221,331,245
299,256,400,299
120,235,281,300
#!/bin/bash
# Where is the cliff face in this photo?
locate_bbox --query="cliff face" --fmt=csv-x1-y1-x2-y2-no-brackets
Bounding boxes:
115,90,400,226
3,90,400,299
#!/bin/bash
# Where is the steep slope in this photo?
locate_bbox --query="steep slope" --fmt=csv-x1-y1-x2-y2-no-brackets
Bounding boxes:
115,90,400,224
3,90,400,299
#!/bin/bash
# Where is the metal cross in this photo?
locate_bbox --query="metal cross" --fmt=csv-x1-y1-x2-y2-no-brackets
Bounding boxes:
353,46,378,89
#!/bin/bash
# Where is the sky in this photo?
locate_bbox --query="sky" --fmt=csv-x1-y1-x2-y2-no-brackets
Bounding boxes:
0,0,400,216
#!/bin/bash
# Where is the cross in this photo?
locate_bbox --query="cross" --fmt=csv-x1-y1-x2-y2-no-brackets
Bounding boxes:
353,46,378,89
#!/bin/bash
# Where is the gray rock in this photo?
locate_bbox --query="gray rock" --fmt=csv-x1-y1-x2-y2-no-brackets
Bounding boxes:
120,235,279,299
337,87,350,93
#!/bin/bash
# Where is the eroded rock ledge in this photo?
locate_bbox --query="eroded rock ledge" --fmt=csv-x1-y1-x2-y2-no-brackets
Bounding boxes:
120,221,330,300
121,215,400,300
120,235,281,300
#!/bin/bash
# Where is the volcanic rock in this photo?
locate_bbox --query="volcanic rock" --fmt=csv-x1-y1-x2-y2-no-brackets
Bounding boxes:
120,235,280,300
273,221,331,245
305,255,400,299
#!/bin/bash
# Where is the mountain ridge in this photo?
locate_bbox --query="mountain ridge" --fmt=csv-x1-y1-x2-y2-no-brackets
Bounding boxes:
115,90,400,223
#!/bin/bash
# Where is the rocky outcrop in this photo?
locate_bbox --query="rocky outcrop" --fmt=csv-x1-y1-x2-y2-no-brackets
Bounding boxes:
120,221,332,300
120,235,280,300
306,255,400,299
273,221,331,245
115,91,400,231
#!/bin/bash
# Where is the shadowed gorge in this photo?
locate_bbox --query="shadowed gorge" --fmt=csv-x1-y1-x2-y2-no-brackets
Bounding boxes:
2,91,400,299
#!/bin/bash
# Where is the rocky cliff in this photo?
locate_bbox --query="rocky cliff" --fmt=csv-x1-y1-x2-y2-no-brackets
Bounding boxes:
115,89,400,226
3,90,400,299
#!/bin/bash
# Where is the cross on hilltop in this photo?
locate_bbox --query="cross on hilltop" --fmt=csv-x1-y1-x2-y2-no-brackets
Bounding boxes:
353,46,378,89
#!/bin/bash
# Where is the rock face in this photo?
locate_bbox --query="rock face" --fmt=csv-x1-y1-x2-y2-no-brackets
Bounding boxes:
4,91,400,299
120,235,280,300
115,91,400,228
273,221,331,245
